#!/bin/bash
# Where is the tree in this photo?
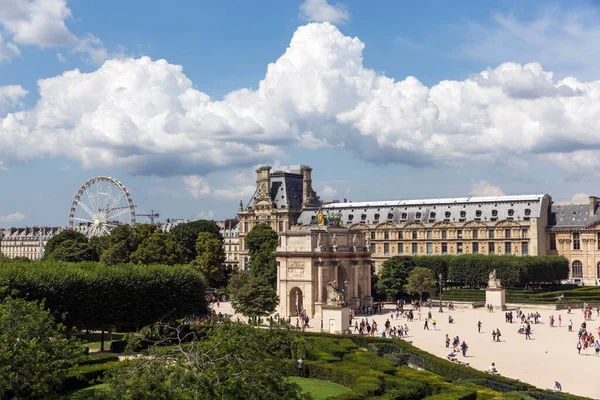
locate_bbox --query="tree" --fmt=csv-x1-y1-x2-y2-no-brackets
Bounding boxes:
130,230,183,265
101,323,309,400
0,296,81,399
191,232,225,287
100,225,137,265
89,235,111,260
246,224,278,287
171,220,223,263
230,275,279,322
45,239,97,262
0,261,209,351
43,229,89,257
375,256,416,300
404,267,437,305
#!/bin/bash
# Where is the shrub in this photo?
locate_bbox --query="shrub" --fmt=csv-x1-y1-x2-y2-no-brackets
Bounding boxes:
62,361,119,392
78,353,120,365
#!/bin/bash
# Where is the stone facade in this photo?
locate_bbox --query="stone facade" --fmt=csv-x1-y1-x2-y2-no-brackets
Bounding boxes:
548,197,600,286
219,219,240,270
237,165,320,269
298,195,551,274
276,227,373,320
0,227,62,260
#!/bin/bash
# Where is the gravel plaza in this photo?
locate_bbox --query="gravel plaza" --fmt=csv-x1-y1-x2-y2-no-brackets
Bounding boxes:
215,301,600,399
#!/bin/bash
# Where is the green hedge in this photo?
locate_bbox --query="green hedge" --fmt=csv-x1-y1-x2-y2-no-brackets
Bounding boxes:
0,261,208,331
62,361,119,392
78,353,120,365
410,255,569,288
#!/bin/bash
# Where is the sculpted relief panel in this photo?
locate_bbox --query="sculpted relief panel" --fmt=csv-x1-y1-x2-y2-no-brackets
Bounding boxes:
288,261,305,279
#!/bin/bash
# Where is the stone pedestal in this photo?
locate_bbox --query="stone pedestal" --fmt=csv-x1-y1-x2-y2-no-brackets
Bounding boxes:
322,305,349,334
486,288,506,309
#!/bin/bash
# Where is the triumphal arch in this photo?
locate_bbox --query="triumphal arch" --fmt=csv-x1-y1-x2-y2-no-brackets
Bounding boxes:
275,223,373,320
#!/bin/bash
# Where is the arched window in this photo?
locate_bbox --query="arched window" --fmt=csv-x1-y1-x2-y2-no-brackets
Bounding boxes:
572,260,583,278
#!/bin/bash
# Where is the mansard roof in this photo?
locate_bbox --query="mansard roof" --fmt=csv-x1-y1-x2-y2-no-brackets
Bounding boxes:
297,194,547,227
549,202,600,230
246,170,321,211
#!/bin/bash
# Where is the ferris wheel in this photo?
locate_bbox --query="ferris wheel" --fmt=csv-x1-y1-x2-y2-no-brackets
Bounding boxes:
68,176,136,237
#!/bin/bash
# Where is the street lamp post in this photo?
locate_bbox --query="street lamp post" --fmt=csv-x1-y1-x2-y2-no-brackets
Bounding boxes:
438,273,443,313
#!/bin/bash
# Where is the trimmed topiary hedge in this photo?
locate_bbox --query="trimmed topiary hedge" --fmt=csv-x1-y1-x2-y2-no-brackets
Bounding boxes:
0,261,208,331
62,361,119,392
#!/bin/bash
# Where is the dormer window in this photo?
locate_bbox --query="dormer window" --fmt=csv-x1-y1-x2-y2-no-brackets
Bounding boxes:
508,209,514,216
387,213,394,220
475,210,482,218
374,213,380,220
492,210,498,217
401,213,407,219
348,214,354,220
416,212,422,219
524,209,531,216
460,211,466,218
430,212,436,219
445,211,451,218
360,214,367,220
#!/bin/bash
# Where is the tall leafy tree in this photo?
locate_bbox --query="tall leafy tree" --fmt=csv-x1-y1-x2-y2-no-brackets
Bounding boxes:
45,239,97,262
246,224,279,287
89,235,111,260
375,256,416,300
43,229,89,257
100,225,137,265
0,296,81,399
191,232,225,287
130,230,183,265
171,220,223,263
404,267,437,304
230,275,279,322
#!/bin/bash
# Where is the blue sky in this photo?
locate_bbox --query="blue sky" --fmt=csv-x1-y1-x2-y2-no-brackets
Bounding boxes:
1,0,600,227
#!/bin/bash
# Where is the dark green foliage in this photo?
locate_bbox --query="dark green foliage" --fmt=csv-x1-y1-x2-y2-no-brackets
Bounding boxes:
130,230,183,265
376,256,416,299
100,225,137,265
404,267,437,304
191,232,225,286
89,235,111,260
170,220,223,263
78,353,120,366
43,229,89,257
0,296,82,399
246,223,279,286
0,261,208,331
63,361,120,392
43,229,99,262
230,275,279,320
101,323,310,400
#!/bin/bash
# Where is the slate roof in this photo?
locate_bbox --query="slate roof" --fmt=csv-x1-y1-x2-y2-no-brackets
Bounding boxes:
549,203,600,230
246,170,321,211
297,194,547,226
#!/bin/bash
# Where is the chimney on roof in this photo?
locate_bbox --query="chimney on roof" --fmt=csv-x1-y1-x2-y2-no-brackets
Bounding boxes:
301,165,313,208
255,166,271,202
590,196,599,215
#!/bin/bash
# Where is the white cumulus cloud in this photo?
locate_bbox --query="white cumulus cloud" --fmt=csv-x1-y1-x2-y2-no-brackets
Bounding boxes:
299,0,349,24
0,85,28,114
197,210,214,220
470,180,505,197
319,184,338,198
0,0,107,63
569,193,589,204
1,23,600,178
183,176,211,199
0,211,26,222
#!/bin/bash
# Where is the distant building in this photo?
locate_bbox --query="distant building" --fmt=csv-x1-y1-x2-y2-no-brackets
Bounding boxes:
237,165,321,269
0,227,62,260
220,219,239,270
159,219,190,233
298,194,551,274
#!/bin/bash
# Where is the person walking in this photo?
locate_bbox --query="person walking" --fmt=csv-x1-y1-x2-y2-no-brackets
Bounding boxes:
568,319,573,332
577,341,582,355
496,328,501,342
424,318,429,330
492,330,497,342
478,321,482,333
445,334,450,348
594,340,600,357
297,357,304,377
460,341,468,357
525,325,531,340
558,315,562,327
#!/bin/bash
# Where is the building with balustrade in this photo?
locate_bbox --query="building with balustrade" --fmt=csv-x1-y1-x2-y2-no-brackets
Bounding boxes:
0,227,62,260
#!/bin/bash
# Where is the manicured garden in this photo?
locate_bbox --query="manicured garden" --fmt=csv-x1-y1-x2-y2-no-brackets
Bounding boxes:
441,285,600,305
287,377,351,400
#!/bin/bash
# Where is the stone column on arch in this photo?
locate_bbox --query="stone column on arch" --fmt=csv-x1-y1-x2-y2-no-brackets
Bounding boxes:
317,262,324,302
352,261,359,298
365,261,372,297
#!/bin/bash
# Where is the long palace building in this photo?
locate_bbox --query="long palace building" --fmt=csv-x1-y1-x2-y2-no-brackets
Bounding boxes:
238,165,600,286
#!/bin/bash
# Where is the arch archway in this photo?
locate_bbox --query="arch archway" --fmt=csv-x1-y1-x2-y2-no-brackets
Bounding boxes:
337,266,349,303
289,287,303,317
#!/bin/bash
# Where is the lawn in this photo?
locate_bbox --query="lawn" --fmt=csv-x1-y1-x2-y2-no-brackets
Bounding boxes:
63,383,108,399
287,377,350,400
76,332,126,351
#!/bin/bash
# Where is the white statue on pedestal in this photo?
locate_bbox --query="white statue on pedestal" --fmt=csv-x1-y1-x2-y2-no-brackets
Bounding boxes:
332,234,337,246
326,280,343,304
317,233,322,247
488,270,501,289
